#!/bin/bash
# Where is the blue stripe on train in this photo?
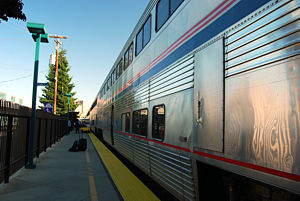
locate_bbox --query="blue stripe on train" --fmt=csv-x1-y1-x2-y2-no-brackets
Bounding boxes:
116,0,271,100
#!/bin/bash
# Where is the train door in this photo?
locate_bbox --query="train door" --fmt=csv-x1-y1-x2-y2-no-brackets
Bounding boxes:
193,38,224,152
110,105,114,145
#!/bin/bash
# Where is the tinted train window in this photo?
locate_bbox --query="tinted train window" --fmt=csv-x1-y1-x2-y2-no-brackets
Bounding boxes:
156,0,184,31
140,109,148,137
116,59,123,79
116,66,119,79
136,29,143,55
132,111,140,134
125,112,130,132
136,16,151,56
143,16,151,47
112,69,115,84
124,43,133,69
171,0,183,14
128,43,133,66
152,105,165,140
124,51,129,70
156,0,169,31
132,109,148,137
116,67,119,80
118,60,123,77
121,112,130,132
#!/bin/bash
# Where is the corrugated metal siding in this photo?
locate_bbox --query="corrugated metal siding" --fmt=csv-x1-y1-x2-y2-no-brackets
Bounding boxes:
114,134,150,173
149,145,195,201
113,132,195,201
128,81,150,107
114,134,134,161
132,138,150,172
225,0,300,77
150,55,194,100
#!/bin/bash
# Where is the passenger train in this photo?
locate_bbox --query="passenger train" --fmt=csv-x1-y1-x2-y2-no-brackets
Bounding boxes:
88,0,300,200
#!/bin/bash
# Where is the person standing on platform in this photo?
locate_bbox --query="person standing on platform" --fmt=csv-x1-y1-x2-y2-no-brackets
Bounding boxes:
75,119,80,134
68,120,71,134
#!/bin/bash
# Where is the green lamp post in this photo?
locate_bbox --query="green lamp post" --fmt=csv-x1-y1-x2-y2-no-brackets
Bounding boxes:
26,22,49,169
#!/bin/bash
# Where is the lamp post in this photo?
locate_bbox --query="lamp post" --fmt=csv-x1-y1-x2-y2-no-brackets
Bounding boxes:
66,93,72,122
26,22,49,169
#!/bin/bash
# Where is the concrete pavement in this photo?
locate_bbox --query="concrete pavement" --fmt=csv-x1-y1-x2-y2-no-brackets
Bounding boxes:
0,132,121,201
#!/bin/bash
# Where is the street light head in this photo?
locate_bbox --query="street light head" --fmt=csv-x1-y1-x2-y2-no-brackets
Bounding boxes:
66,93,72,97
32,33,49,43
26,22,47,34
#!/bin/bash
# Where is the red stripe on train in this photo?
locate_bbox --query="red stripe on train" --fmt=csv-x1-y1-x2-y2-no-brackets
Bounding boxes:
96,126,300,181
193,150,300,182
114,130,191,152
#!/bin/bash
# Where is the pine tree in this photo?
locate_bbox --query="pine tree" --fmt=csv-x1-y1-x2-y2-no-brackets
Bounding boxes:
39,49,77,115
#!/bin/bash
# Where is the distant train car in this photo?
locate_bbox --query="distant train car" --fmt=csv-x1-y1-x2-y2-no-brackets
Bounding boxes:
88,0,300,200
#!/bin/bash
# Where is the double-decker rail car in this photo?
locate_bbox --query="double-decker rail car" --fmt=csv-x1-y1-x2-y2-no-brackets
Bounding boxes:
88,0,300,200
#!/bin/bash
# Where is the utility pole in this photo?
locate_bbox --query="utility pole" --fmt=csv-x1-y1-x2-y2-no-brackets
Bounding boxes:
49,34,67,115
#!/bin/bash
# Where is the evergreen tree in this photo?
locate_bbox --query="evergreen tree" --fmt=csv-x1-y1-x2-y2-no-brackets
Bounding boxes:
39,49,77,115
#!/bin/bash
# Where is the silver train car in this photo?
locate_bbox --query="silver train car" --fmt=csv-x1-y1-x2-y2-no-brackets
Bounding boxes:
88,0,300,200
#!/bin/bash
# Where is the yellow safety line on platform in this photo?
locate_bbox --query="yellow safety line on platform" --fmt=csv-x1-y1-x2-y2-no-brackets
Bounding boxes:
88,133,160,201
85,149,99,201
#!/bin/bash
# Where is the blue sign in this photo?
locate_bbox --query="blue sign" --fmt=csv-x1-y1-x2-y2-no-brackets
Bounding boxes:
44,103,53,114
37,82,49,87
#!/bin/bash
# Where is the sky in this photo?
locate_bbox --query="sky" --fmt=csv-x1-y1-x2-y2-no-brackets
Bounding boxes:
0,0,149,115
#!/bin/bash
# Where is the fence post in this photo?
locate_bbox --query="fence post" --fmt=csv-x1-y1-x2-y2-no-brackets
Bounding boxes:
60,120,63,139
55,119,58,143
59,120,61,139
50,119,52,147
64,120,66,136
52,119,56,144
4,115,13,183
44,119,48,152
53,119,56,144
36,118,41,158
25,117,30,166
57,120,59,141
56,120,58,142
62,121,64,138
58,120,61,140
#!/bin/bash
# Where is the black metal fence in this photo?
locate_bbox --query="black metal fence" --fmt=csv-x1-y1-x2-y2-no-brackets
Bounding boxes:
0,100,67,183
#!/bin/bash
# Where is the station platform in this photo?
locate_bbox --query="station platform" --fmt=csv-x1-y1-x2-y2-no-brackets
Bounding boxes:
0,132,159,201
